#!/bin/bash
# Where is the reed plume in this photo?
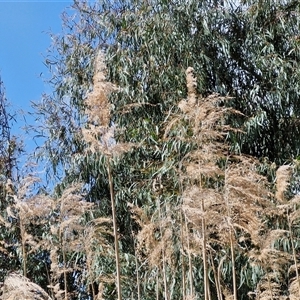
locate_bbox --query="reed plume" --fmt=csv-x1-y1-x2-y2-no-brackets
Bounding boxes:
82,50,133,300
163,66,273,299
1,273,52,300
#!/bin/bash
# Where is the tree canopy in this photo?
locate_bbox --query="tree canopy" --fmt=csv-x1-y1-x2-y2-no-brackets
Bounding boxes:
1,1,300,300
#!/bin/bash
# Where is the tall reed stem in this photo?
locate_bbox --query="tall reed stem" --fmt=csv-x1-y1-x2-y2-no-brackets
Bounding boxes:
133,235,141,300
229,231,237,300
288,211,300,298
201,197,209,300
19,218,27,277
157,198,169,300
181,213,186,299
209,252,222,300
186,221,194,297
62,240,68,300
224,167,237,300
107,160,122,300
59,199,68,300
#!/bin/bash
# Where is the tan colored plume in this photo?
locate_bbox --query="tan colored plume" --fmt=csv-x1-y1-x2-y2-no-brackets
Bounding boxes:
85,50,115,128
82,50,132,156
178,67,198,112
1,273,52,300
275,165,292,202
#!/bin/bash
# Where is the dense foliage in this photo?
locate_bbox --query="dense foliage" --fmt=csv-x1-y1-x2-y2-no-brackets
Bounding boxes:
1,1,300,300
0,77,21,283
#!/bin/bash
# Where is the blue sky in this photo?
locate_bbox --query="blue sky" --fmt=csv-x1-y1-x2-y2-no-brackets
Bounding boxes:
0,0,73,161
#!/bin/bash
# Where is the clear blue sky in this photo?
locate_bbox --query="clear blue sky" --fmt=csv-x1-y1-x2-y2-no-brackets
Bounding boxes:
0,0,73,161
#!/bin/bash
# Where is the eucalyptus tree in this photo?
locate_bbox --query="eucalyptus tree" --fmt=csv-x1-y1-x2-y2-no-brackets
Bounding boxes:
36,0,300,181
31,0,300,298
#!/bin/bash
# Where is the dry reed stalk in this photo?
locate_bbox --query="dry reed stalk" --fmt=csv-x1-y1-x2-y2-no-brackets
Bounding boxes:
178,68,229,300
217,256,226,300
132,235,141,300
209,254,218,299
186,221,194,297
62,249,68,300
57,196,67,300
157,198,169,300
208,252,222,300
201,193,209,300
180,212,188,299
156,271,159,300
173,67,273,299
288,210,300,299
107,161,122,300
224,166,237,300
229,232,237,300
83,50,135,300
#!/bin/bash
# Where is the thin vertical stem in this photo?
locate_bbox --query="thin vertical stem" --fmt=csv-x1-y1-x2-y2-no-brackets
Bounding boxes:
181,213,186,299
133,236,141,300
62,240,68,300
218,256,226,300
201,197,209,300
19,217,27,277
156,270,159,300
107,160,122,300
158,198,169,300
58,197,68,300
288,211,300,298
184,220,194,296
229,231,237,300
199,174,209,300
209,252,222,300
162,250,168,300
224,166,237,300
45,262,54,299
180,180,188,298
